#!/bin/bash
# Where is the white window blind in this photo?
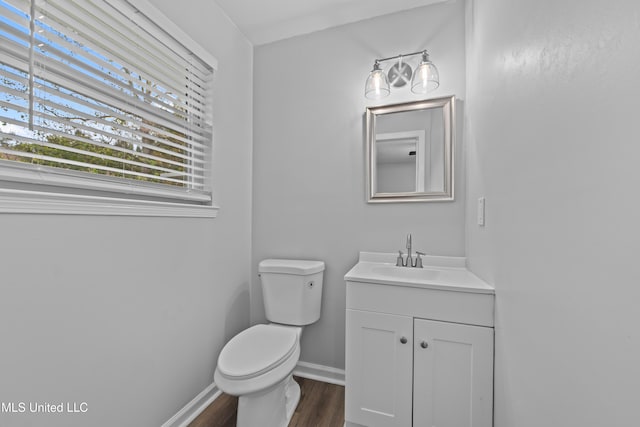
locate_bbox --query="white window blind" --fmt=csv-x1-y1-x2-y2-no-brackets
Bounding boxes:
0,0,215,206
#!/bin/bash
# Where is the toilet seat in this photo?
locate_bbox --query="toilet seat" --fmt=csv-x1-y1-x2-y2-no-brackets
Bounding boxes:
217,324,298,380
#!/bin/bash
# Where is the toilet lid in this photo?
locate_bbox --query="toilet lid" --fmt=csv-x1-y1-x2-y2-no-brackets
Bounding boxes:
217,325,298,379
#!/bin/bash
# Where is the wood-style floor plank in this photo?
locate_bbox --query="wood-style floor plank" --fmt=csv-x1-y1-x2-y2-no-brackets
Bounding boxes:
289,377,345,427
188,376,344,427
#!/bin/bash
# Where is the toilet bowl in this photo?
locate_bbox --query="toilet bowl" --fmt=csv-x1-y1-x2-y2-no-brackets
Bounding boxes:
214,259,324,427
214,324,302,426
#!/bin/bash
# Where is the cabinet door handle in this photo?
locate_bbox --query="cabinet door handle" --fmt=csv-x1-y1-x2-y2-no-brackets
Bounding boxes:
420,341,429,349
400,336,408,344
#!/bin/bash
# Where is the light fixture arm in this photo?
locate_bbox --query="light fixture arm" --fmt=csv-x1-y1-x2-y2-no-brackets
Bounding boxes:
372,50,428,65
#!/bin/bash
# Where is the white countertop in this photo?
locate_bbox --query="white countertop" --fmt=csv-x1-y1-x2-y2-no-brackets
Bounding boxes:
344,252,494,294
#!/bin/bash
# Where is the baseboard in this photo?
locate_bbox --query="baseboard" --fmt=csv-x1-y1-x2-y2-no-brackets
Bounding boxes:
160,382,221,427
292,361,345,386
161,361,345,426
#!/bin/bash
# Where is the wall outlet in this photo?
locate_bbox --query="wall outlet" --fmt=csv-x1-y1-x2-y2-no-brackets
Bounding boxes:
477,197,485,226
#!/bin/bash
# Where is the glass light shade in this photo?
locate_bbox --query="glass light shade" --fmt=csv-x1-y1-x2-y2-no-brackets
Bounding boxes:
411,60,439,94
365,68,390,99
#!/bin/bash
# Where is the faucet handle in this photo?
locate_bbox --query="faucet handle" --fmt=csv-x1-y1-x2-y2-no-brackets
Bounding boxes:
396,250,404,267
415,251,426,268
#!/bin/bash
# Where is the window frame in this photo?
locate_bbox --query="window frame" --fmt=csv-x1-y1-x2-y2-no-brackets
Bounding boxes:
0,0,219,217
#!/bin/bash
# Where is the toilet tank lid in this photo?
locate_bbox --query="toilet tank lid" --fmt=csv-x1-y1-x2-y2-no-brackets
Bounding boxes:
259,259,325,275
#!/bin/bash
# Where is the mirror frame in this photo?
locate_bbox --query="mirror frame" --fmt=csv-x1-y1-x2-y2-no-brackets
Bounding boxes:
365,95,455,203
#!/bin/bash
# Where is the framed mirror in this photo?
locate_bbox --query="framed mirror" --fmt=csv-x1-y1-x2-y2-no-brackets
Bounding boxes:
365,96,455,203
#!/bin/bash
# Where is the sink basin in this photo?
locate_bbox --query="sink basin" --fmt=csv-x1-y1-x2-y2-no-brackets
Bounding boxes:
371,265,441,281
344,252,494,294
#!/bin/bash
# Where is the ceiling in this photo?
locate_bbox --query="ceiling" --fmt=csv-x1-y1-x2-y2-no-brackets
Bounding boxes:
213,0,448,46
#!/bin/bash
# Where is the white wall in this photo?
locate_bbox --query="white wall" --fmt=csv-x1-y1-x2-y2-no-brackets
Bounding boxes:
0,2,253,426
465,0,640,425
252,1,466,370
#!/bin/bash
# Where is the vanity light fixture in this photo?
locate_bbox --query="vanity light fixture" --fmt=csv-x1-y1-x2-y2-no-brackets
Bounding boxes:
364,50,439,99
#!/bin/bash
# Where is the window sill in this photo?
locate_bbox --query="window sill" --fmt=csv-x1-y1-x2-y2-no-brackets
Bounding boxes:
0,188,219,218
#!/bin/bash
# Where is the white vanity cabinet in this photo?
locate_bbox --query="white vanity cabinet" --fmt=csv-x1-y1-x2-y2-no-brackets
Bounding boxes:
344,253,495,427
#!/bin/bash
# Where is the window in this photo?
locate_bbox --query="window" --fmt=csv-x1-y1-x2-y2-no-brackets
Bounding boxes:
0,0,218,216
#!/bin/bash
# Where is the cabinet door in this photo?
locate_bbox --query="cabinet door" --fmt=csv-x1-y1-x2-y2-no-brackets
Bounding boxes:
413,319,494,427
345,309,413,427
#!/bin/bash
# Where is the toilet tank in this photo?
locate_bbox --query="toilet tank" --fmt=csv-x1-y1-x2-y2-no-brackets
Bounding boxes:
259,259,325,325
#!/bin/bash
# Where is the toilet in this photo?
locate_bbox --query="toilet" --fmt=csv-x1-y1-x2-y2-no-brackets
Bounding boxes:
214,259,325,427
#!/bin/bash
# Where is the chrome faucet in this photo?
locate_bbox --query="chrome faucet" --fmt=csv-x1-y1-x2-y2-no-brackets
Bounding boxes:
406,234,413,266
395,234,425,268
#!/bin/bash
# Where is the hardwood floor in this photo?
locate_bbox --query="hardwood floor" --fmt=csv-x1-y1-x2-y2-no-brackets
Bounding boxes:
188,376,345,427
